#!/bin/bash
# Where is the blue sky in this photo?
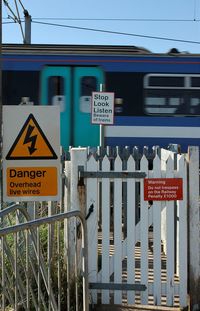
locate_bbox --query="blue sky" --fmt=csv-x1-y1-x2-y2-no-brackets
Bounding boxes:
2,0,200,53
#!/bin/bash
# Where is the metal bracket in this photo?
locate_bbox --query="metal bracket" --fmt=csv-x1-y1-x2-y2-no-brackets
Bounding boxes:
78,165,146,180
89,282,146,291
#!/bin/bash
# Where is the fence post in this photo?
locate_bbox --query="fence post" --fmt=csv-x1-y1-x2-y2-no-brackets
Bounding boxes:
160,148,175,255
187,146,200,311
64,147,88,309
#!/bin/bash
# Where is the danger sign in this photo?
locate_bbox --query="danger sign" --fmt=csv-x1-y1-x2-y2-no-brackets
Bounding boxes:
6,113,57,160
3,106,60,202
144,178,183,201
7,167,57,197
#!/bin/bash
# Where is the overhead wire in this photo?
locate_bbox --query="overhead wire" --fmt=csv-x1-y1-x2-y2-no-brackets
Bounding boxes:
2,20,17,24
14,0,25,41
3,0,25,39
3,0,18,22
194,0,197,21
3,16,200,23
3,0,31,42
2,2,200,46
3,17,200,45
18,0,25,11
31,20,200,46
28,17,200,22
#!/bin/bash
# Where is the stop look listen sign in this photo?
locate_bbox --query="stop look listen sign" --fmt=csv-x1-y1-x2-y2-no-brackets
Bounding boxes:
91,92,115,125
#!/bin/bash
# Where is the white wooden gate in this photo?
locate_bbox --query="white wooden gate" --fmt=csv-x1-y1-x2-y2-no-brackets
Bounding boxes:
69,146,196,309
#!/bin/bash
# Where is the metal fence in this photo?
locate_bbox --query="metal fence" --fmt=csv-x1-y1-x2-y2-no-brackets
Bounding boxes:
0,202,89,311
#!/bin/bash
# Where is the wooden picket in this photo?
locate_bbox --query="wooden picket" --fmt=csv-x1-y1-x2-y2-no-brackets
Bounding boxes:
84,148,188,308
126,155,136,305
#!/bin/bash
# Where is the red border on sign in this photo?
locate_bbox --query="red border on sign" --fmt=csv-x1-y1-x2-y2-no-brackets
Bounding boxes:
144,178,183,201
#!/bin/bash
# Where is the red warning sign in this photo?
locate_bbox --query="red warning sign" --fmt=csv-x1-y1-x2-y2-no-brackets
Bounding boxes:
144,178,183,201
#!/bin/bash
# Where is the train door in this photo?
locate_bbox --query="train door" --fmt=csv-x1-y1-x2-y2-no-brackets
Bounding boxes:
40,66,104,150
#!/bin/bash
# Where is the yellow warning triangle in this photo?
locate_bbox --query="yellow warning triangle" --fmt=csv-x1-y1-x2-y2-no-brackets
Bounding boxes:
6,114,57,160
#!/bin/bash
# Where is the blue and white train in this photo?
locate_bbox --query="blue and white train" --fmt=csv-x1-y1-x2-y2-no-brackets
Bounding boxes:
3,44,200,152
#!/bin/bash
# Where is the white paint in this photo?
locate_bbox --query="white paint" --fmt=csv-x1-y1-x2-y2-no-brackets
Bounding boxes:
101,156,110,303
113,155,122,304
86,155,99,304
152,155,162,305
76,147,189,308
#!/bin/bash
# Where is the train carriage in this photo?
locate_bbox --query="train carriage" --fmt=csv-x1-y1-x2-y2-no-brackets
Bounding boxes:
3,44,200,152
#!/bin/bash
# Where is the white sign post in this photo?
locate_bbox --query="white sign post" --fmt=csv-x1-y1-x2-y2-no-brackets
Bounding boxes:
3,106,60,202
91,92,114,125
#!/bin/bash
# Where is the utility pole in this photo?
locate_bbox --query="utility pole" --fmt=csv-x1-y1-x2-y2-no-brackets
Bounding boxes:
24,9,31,44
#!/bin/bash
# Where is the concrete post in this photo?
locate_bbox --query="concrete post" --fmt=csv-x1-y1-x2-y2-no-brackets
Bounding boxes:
24,10,31,44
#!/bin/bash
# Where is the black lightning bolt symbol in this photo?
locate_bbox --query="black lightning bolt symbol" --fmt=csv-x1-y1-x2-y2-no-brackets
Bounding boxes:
23,125,37,155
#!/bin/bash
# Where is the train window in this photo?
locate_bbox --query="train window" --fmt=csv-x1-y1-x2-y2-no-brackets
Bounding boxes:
191,77,200,88
191,98,200,106
145,97,165,106
145,98,162,113
81,76,97,95
145,97,177,114
148,76,184,88
105,72,144,116
144,74,200,116
48,76,65,111
48,76,64,96
190,97,200,114
80,76,97,113
3,71,39,105
169,97,183,106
